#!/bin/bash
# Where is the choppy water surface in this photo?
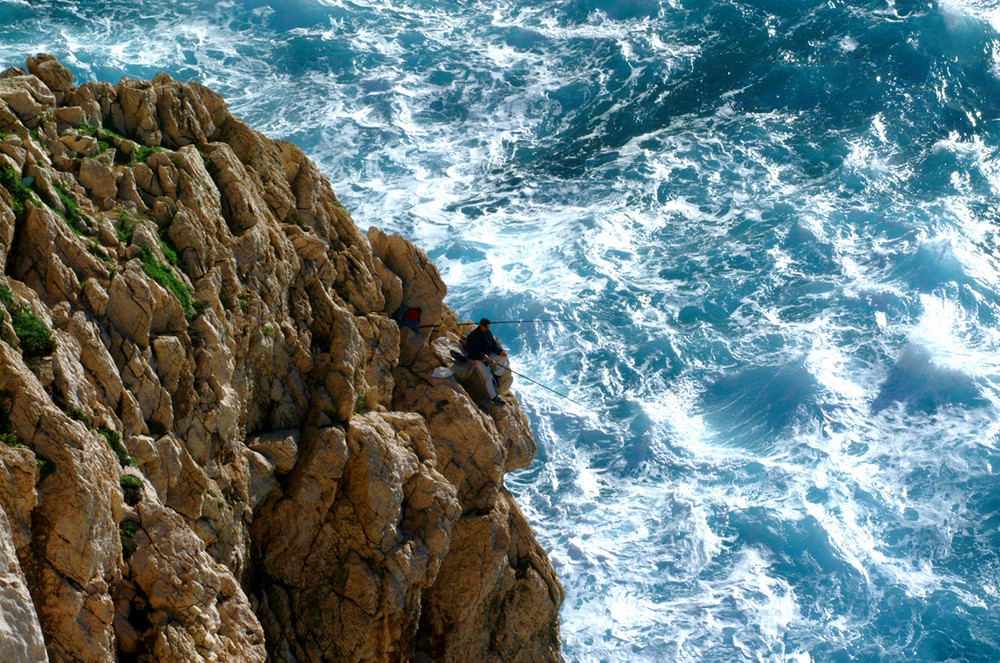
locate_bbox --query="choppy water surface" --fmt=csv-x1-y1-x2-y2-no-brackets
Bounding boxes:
5,1,1000,660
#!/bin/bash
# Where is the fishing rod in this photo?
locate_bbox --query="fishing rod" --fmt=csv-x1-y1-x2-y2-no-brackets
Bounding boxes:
485,358,589,409
419,318,570,329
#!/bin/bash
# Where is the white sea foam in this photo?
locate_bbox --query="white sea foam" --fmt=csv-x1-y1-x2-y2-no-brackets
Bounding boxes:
6,0,1000,660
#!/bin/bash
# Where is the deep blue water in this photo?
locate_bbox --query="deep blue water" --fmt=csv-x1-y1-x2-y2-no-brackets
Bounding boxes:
5,1,1000,660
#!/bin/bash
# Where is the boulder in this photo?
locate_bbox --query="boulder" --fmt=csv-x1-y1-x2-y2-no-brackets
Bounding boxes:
26,53,72,103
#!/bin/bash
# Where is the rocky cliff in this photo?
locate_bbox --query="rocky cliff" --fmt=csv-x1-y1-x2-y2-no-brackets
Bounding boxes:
0,54,563,663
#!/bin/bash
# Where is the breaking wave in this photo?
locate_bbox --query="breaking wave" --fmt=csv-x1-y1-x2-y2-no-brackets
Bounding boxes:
6,0,1000,660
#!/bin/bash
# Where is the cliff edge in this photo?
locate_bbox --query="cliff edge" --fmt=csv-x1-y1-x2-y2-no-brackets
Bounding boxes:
0,54,563,663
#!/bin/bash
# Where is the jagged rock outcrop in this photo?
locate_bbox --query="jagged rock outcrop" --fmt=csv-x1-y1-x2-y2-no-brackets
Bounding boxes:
0,54,562,662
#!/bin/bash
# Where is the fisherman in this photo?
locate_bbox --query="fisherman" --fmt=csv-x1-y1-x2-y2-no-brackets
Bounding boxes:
465,317,509,405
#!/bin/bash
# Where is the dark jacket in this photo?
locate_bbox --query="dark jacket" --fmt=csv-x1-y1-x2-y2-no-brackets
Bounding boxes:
466,327,502,360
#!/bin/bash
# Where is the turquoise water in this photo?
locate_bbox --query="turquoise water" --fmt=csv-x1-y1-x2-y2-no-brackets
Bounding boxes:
5,1,1000,660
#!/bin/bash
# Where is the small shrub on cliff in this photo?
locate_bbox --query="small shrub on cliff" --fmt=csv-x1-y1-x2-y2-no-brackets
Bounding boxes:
0,164,32,215
120,475,143,506
354,388,368,415
98,426,133,467
119,520,139,560
0,396,24,447
133,144,161,164
261,324,275,337
138,244,194,320
9,305,56,358
0,406,23,448
64,407,90,427
0,286,56,358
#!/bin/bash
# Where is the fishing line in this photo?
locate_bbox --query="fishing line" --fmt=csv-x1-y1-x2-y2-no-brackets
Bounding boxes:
485,358,590,410
419,318,570,329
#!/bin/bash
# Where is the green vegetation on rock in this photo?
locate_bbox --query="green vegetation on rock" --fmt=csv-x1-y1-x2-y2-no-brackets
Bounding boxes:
139,244,193,320
53,181,87,235
98,426,133,467
65,407,89,426
11,307,56,357
158,229,180,267
120,475,143,506
116,210,135,244
0,285,56,358
0,406,23,448
119,520,139,559
0,164,32,215
133,144,162,164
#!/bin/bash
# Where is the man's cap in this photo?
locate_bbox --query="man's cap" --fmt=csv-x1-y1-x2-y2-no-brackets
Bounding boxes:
479,317,491,327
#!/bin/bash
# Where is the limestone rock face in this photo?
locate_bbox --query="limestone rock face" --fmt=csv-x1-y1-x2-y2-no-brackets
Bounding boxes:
127,503,266,662
0,502,48,663
0,54,562,663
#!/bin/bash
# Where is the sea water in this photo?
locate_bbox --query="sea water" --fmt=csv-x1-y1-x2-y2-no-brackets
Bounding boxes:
4,1,1000,660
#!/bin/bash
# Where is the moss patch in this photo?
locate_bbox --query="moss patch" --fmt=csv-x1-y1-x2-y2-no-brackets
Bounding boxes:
139,244,193,320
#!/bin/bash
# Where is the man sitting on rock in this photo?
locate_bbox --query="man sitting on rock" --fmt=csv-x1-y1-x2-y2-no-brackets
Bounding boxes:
466,318,509,405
